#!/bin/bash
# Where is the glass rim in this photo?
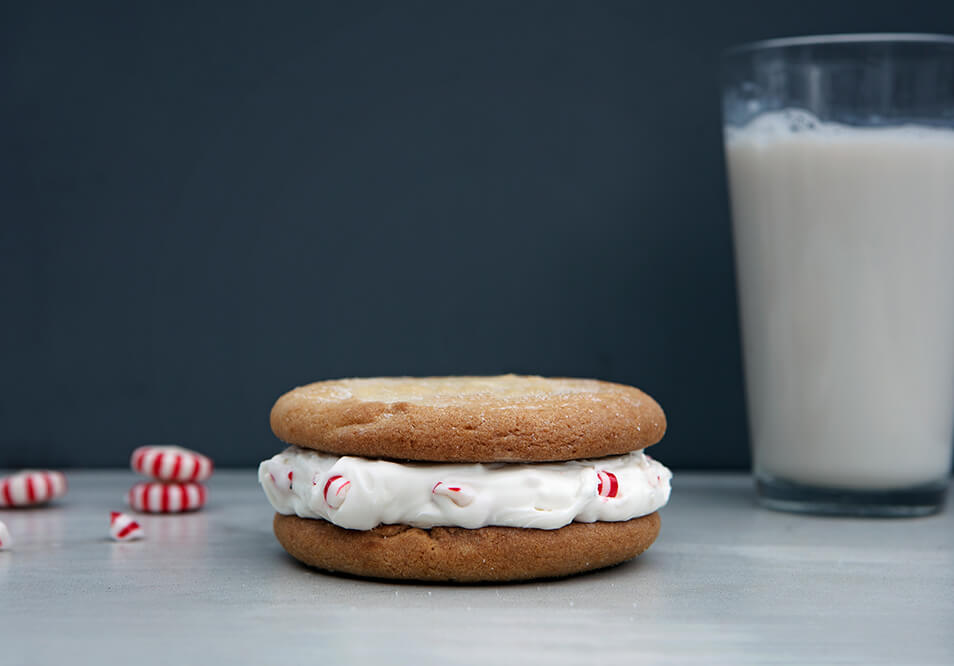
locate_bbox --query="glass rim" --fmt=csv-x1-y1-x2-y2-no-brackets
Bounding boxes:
724,33,954,57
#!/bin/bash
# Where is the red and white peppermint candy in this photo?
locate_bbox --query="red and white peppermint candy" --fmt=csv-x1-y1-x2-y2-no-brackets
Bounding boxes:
0,520,11,550
130,445,214,482
322,475,351,509
110,512,144,541
0,470,68,507
596,470,619,499
128,481,207,513
431,481,475,507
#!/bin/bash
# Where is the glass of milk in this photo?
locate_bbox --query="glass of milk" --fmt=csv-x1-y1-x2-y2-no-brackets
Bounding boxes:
723,34,954,515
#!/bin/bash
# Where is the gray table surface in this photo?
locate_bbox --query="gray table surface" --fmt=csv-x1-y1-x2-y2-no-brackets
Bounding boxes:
0,471,950,665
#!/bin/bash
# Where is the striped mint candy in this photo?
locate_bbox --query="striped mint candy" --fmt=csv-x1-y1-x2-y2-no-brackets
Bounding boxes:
596,470,619,499
131,445,214,482
110,512,144,541
0,520,11,550
431,481,475,507
128,481,207,514
0,470,68,507
322,475,350,509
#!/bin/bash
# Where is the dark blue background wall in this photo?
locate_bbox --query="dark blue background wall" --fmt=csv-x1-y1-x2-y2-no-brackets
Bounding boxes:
4,1,954,467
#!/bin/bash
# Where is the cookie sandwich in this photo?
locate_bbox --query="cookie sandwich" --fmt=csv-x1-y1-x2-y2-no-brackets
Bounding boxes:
258,375,672,582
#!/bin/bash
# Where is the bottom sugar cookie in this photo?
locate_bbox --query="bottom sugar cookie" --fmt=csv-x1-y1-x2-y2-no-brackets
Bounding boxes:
272,512,660,582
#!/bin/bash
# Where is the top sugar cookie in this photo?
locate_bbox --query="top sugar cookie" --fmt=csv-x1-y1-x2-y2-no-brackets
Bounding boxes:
269,375,666,462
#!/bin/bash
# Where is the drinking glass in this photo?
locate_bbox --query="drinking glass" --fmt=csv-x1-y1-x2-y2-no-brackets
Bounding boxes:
722,34,954,515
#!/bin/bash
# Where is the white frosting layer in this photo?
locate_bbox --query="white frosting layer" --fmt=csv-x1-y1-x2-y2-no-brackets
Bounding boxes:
258,446,672,530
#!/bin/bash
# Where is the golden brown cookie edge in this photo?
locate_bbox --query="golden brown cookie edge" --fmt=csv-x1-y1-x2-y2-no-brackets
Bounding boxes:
269,376,667,462
272,512,661,582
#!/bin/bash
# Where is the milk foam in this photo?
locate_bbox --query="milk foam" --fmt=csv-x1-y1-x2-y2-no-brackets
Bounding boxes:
727,109,954,143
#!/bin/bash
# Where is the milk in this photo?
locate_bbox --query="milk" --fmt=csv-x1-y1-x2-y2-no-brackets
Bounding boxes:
725,111,954,490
